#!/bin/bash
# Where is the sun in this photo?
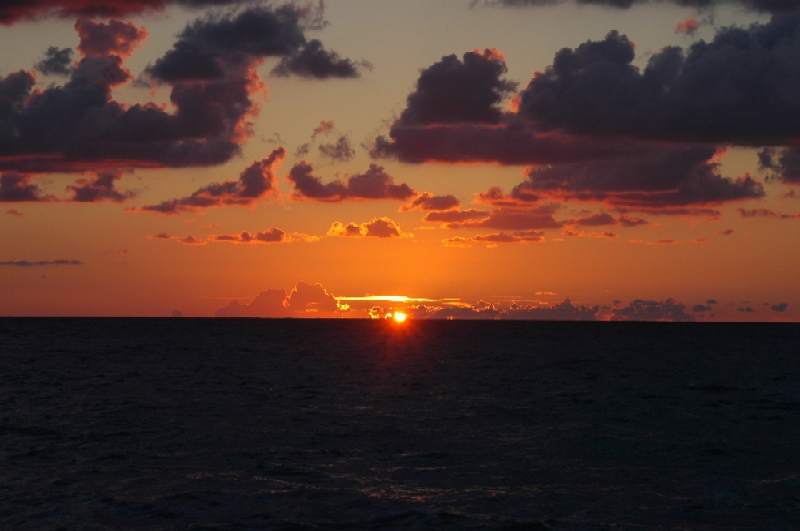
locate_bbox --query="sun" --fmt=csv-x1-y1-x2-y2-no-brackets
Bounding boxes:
392,311,408,323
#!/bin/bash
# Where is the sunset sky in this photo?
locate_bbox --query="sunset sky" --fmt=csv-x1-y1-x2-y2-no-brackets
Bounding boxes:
2,0,800,320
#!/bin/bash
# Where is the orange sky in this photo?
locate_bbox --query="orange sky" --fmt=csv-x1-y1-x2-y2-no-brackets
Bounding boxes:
1,0,798,321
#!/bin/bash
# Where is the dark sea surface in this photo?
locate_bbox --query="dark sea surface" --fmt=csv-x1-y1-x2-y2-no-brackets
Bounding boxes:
1,319,799,530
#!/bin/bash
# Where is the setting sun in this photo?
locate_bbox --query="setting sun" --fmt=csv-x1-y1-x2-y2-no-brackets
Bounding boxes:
392,311,408,323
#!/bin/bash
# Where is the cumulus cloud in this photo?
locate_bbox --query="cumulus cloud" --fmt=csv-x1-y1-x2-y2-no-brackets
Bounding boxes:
271,40,371,79
210,227,290,244
287,162,415,202
0,259,83,266
609,298,694,322
400,193,460,212
476,0,800,14
67,172,135,202
440,207,563,230
215,281,344,317
0,173,54,202
147,233,207,245
75,17,148,60
443,230,545,246
35,47,74,76
771,302,788,312
327,217,411,238
317,135,356,162
141,147,285,214
423,209,490,223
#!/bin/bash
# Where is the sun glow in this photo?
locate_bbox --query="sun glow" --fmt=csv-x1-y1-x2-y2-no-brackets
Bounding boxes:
385,311,408,323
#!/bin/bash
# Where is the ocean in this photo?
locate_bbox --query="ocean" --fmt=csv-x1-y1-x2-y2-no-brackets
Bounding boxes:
1,319,798,530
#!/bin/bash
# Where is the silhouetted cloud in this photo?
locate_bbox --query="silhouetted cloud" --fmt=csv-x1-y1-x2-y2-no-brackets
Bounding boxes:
5,209,23,216
210,227,290,244
271,40,371,79
423,209,490,223
441,208,563,230
565,211,650,227
693,304,712,312
67,172,135,202
609,299,694,322
706,299,718,304
147,233,206,245
477,0,800,14
327,217,411,238
0,259,82,266
35,47,73,76
288,162,415,202
0,173,53,202
215,289,291,318
141,147,285,214
0,0,273,25
75,17,148,59
517,20,800,144
771,302,788,312
318,135,356,162
737,306,756,313
443,230,544,246
400,193,460,212
284,281,339,312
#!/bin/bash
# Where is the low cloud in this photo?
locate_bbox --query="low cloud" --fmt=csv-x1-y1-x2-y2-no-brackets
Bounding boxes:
0,173,54,202
5,209,23,216
288,162,415,202
210,227,290,244
771,302,788,312
675,17,700,36
147,233,207,245
400,193,460,212
215,281,344,317
443,230,545,247
141,148,285,214
609,299,694,322
318,135,356,162
0,259,83,266
327,217,411,238
67,172,135,203
271,40,372,79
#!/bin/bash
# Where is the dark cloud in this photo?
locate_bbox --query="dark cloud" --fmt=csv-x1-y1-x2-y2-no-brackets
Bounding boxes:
210,227,289,244
514,146,764,208
397,48,517,126
75,17,148,59
706,299,718,304
610,298,695,322
423,209,490,223
565,211,650,227
0,173,53,202
0,259,82,266
443,230,545,246
757,147,800,183
737,306,756,312
693,304,712,312
407,297,599,321
147,232,207,245
327,217,410,238
215,289,291,318
67,171,135,202
0,1,269,25
400,193,460,212
35,47,74,76
518,19,800,144
284,282,339,313
318,135,356,162
441,208,563,230
771,302,788,312
738,208,778,218
271,40,371,79
140,147,285,214
6,208,24,216
477,1,800,16
288,162,415,202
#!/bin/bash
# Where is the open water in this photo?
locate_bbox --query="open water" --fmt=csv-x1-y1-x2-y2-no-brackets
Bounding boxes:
1,318,799,530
